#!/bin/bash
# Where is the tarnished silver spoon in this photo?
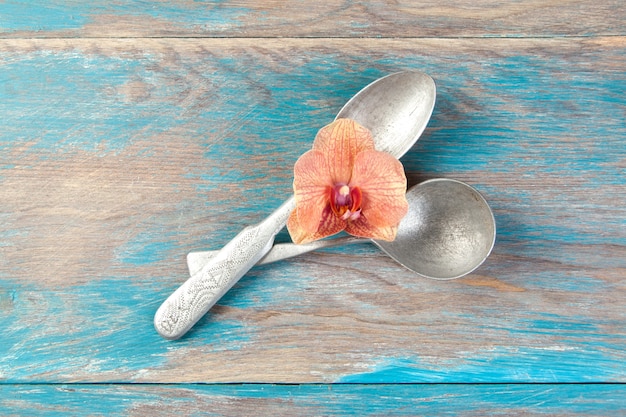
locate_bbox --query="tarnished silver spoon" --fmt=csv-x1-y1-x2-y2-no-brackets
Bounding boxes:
188,178,496,280
155,71,436,339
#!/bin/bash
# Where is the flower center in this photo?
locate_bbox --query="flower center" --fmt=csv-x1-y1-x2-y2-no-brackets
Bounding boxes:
330,183,362,221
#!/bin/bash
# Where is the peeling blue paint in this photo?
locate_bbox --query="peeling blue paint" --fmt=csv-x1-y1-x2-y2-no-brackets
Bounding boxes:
0,52,183,156
338,345,624,383
117,231,180,266
0,2,89,32
0,276,256,382
0,383,624,416
0,1,251,33
1,31,625,391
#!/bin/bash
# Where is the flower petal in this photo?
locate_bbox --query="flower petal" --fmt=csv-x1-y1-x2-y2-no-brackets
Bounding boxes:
345,217,399,242
312,118,375,184
287,210,312,244
291,149,332,234
315,204,347,240
349,149,408,229
288,204,346,244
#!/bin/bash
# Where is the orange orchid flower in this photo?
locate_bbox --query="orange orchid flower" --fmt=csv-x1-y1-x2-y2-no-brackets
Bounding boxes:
287,118,409,244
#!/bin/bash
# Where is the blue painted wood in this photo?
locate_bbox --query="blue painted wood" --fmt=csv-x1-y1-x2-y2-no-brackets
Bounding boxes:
1,384,625,416
1,38,624,386
0,1,625,414
0,1,623,37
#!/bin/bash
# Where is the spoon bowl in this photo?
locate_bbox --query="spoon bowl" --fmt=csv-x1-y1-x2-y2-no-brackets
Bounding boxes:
338,71,436,157
187,179,496,280
374,178,496,280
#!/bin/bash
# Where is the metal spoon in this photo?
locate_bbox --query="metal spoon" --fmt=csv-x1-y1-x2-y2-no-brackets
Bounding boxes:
154,71,437,339
188,178,496,280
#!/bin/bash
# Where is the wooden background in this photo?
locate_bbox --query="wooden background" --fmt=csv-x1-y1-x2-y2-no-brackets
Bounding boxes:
1,1,625,415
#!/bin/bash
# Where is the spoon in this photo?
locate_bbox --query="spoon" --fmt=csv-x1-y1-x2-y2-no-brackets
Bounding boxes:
154,71,437,339
187,178,496,280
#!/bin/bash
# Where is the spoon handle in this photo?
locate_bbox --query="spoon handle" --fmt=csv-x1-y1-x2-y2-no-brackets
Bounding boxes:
154,197,295,340
186,236,366,276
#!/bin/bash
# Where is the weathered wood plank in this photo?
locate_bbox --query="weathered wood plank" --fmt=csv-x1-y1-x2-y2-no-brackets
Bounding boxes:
1,384,625,416
0,0,624,38
1,37,624,383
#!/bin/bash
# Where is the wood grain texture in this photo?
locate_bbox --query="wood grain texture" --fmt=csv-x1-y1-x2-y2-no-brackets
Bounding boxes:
1,38,624,386
1,1,625,414
0,0,624,38
1,384,625,416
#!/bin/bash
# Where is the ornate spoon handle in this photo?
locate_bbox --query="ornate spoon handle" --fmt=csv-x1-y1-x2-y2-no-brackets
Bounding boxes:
154,197,295,340
187,236,366,276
